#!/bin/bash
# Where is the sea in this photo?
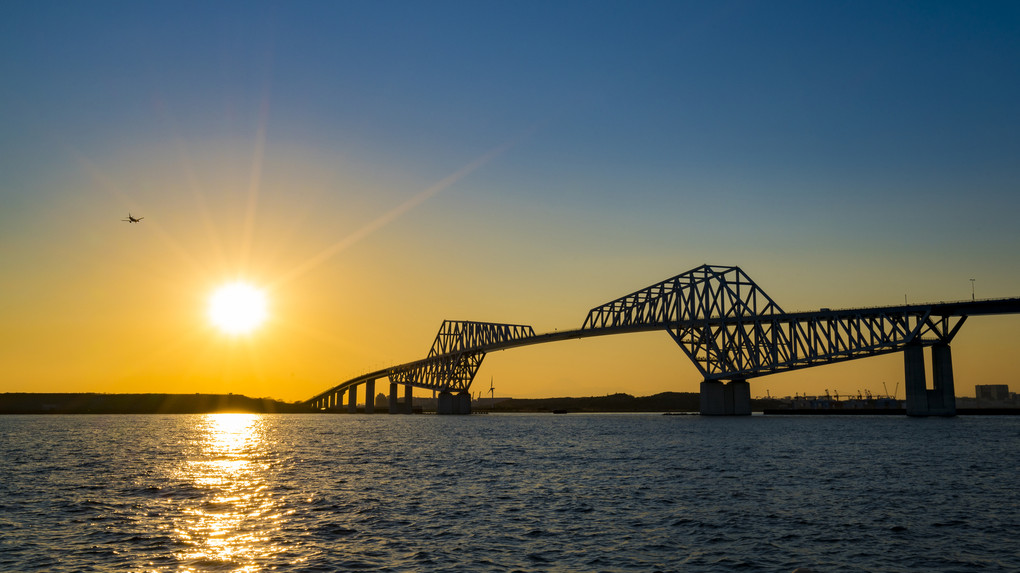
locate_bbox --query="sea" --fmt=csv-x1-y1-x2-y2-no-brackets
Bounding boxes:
1,413,1017,572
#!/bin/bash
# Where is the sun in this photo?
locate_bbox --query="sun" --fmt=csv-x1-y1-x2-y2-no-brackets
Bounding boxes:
208,282,268,335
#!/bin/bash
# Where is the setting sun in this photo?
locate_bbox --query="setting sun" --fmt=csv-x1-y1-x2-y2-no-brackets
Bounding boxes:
208,282,268,335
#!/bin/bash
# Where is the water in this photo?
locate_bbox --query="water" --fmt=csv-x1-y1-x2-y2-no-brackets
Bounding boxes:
1,413,1017,572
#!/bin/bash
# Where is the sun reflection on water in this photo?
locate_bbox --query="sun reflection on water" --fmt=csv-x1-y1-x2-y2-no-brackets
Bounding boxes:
172,413,288,572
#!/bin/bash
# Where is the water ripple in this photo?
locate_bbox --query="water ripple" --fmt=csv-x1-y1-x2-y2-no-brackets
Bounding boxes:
1,413,1018,571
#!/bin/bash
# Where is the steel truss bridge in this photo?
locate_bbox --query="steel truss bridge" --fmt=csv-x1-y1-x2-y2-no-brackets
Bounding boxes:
308,264,1020,416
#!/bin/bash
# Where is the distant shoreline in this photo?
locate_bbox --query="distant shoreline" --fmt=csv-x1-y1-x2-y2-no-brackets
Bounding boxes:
4,392,1017,415
0,391,728,415
0,393,309,415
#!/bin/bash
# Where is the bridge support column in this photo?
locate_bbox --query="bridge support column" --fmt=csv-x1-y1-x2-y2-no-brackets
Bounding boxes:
389,382,399,414
700,380,751,416
364,380,375,414
348,387,357,413
404,384,413,414
904,345,927,415
730,380,751,415
904,344,956,416
438,391,454,415
455,391,472,415
932,343,956,416
700,381,724,415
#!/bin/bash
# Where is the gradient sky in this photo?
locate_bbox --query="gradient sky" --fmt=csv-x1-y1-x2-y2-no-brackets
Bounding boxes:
3,1,1020,402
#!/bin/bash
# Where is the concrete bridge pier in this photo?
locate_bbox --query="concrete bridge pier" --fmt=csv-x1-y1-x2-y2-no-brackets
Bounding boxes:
404,384,413,414
347,387,357,413
438,391,454,414
436,390,472,414
904,344,956,416
389,382,399,414
364,379,376,413
700,379,751,416
456,391,472,415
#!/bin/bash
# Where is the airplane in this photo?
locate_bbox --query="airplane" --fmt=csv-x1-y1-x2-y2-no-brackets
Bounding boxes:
122,213,144,223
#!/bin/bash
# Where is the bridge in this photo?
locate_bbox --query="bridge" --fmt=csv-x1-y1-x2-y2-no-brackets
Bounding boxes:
307,264,1020,416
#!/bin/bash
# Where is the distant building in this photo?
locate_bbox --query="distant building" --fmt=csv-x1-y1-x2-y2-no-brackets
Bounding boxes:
780,394,902,410
975,384,1010,402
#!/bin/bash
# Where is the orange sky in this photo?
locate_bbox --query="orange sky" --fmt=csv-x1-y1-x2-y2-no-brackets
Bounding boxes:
2,140,1018,402
3,3,1020,402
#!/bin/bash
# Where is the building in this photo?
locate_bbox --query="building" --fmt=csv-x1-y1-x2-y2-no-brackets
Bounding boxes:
975,384,1010,402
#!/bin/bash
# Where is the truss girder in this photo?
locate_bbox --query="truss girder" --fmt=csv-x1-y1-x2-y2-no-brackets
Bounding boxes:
387,320,536,393
582,265,970,380
665,308,966,380
428,320,536,356
389,351,486,393
582,264,785,330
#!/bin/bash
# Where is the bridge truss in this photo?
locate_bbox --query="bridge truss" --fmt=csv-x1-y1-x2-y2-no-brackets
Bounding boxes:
581,264,968,381
388,320,536,392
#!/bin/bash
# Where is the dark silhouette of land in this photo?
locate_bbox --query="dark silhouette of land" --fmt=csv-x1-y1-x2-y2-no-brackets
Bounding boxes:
489,392,783,413
1,391,782,414
0,393,309,414
3,392,1012,415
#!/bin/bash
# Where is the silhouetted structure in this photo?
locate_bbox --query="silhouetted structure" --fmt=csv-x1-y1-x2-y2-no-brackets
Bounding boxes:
975,384,1010,401
308,264,1020,417
0,393,308,414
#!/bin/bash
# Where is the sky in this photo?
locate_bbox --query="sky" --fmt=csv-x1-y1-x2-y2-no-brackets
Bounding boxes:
2,1,1020,402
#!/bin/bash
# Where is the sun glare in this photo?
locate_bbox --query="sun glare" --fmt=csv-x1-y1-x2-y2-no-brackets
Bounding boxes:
209,282,268,335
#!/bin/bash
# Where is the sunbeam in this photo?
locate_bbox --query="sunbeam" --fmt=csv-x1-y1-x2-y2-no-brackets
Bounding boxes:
273,134,529,288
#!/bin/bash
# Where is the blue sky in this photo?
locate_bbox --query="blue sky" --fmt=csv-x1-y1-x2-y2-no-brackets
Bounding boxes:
2,1,1020,400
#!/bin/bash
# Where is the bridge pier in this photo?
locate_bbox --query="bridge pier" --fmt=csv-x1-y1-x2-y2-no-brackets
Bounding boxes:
404,384,413,414
457,391,472,415
905,344,956,416
347,387,357,413
435,390,472,414
438,391,454,414
364,380,376,413
700,379,751,416
389,382,399,414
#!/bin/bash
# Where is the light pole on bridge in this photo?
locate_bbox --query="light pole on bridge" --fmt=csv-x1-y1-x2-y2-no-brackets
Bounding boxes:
970,278,976,301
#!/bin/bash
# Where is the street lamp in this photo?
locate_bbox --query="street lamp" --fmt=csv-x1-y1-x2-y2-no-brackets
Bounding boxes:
970,278,975,301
